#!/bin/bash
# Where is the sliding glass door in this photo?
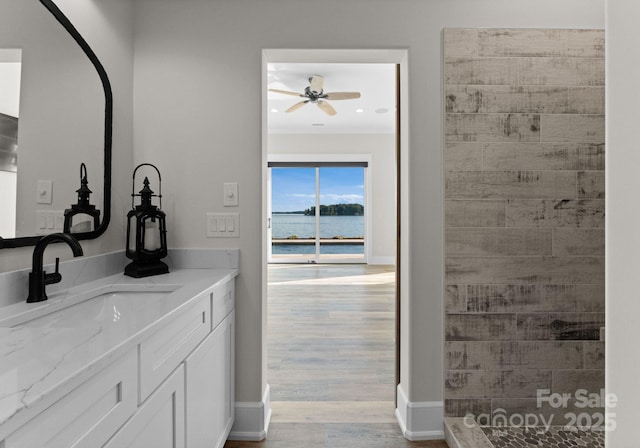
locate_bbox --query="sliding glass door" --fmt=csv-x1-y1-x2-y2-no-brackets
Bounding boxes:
268,163,366,264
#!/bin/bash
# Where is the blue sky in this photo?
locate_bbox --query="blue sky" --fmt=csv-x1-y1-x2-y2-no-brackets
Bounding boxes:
271,167,364,212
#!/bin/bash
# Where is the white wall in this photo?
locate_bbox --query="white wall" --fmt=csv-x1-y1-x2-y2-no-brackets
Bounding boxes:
0,60,21,117
0,171,16,237
268,133,396,264
607,1,640,446
133,0,604,424
0,0,134,273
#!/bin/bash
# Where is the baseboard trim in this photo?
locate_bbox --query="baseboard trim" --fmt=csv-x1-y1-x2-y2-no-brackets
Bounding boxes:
228,384,272,441
395,384,445,441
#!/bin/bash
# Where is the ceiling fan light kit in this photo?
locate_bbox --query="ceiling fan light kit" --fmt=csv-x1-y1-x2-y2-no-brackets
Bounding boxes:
269,74,361,116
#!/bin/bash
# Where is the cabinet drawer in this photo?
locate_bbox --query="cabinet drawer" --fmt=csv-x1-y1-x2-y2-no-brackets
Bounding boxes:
4,348,137,448
211,279,235,330
139,293,210,403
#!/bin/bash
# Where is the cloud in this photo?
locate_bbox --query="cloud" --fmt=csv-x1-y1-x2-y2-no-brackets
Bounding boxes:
320,193,363,203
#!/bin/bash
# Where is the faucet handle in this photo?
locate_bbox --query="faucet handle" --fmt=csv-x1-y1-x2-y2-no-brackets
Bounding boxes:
54,257,60,274
44,258,62,286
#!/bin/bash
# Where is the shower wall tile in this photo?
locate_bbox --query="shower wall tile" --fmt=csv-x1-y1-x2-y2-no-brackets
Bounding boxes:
505,199,605,228
445,171,577,199
444,142,482,170
477,29,605,58
445,314,517,341
482,143,604,171
540,114,605,143
578,171,605,199
445,370,552,399
446,228,552,256
445,200,506,227
446,256,604,285
446,86,604,114
444,57,605,86
444,28,605,419
445,113,540,142
553,228,604,256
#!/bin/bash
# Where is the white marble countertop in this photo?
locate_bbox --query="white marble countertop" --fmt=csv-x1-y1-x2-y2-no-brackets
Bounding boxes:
0,267,238,440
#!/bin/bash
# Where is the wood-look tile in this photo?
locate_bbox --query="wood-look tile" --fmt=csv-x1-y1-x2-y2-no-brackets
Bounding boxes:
445,228,552,256
482,142,604,171
445,399,491,418
505,199,605,228
552,369,605,394
444,57,605,86
445,417,494,448
445,113,540,142
446,256,604,285
477,29,605,58
445,370,552,398
446,85,604,114
584,341,605,369
578,170,605,199
446,314,516,341
446,171,576,199
444,142,482,171
516,313,605,341
540,114,605,143
445,285,467,313
443,28,478,58
445,200,506,227
553,228,604,255
445,341,584,370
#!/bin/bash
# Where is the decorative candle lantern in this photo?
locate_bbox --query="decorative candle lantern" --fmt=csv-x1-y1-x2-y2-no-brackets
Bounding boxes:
63,163,100,233
124,163,168,278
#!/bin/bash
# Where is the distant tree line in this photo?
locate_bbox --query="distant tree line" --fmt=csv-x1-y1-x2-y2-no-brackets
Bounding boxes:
304,203,364,216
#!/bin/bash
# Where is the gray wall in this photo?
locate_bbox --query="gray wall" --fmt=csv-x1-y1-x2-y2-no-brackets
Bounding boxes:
444,28,605,421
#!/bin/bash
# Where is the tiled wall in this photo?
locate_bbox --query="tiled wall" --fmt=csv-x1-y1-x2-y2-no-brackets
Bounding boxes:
444,29,605,423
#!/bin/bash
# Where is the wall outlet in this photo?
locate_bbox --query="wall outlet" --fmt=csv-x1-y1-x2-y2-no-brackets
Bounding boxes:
35,210,65,235
206,213,239,237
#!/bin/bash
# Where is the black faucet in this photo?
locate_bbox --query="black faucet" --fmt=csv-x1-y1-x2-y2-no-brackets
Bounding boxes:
27,233,84,303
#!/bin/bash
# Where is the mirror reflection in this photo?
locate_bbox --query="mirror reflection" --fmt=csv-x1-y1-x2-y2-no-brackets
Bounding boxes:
0,0,104,241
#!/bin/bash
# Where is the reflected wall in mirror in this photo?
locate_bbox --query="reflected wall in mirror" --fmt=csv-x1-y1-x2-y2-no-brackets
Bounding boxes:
0,0,112,248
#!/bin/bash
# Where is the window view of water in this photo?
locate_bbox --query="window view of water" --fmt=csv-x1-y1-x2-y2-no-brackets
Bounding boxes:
271,214,365,255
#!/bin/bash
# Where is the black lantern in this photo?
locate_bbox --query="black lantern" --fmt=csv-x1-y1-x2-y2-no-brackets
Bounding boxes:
124,163,168,278
63,163,101,233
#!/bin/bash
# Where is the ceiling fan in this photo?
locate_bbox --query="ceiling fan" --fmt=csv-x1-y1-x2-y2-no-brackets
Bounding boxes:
269,75,361,116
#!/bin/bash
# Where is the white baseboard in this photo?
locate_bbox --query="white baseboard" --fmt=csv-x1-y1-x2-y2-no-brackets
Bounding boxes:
395,384,445,441
228,385,272,441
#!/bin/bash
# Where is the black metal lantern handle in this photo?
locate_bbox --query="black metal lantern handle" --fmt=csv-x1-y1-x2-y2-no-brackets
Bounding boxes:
80,162,87,182
131,163,163,209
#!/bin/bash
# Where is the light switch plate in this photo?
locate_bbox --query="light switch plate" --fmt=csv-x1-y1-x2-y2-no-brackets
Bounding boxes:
206,213,239,237
223,182,238,207
37,180,53,204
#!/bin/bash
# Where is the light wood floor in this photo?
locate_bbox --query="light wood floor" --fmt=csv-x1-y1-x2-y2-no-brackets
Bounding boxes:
225,264,447,448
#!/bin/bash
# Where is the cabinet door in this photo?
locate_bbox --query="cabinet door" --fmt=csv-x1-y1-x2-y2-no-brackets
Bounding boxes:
104,365,185,448
185,310,235,448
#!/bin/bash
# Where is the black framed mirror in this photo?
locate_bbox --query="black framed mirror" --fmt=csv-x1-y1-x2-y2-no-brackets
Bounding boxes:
0,0,112,249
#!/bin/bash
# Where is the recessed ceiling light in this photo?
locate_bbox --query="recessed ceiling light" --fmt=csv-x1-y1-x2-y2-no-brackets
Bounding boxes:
355,108,364,113
311,123,324,127
270,108,279,113
375,108,389,114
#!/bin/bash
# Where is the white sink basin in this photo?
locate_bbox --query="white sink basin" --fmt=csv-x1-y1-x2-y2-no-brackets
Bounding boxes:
0,284,180,328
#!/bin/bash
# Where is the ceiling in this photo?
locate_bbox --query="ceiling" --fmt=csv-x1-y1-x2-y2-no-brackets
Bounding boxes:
267,63,396,135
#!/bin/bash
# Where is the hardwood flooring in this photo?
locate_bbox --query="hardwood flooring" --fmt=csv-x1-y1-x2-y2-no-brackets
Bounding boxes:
224,264,447,448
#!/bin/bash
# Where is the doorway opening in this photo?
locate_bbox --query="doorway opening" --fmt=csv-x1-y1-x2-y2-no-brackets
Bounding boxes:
263,51,408,440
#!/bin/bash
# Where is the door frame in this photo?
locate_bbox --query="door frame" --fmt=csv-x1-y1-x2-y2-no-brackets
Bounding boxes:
262,48,409,405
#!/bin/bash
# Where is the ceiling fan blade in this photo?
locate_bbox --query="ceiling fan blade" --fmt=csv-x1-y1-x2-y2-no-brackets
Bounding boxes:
317,100,337,116
309,75,324,94
286,101,308,113
269,89,304,97
324,92,361,100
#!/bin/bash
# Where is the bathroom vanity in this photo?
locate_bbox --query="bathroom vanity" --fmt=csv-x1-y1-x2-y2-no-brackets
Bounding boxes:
0,251,238,448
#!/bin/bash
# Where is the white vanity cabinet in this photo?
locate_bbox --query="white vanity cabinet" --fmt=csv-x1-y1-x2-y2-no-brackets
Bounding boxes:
0,274,236,448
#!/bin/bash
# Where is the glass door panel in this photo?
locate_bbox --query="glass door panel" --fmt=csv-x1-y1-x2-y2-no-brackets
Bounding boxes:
318,167,365,263
270,167,317,263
